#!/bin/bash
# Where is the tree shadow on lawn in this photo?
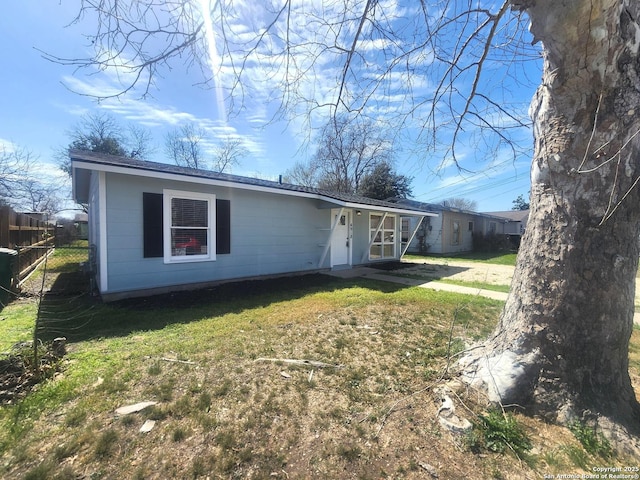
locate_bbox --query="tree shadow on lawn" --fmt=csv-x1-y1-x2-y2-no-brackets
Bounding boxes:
37,272,408,344
372,260,470,281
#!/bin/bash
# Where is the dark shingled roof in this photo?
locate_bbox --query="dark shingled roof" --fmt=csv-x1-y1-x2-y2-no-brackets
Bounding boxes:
484,210,530,222
70,150,429,214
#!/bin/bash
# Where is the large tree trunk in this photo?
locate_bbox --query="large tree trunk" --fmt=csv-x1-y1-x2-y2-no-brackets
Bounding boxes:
461,0,640,436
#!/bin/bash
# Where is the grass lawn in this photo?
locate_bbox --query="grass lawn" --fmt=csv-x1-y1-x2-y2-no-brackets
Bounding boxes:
436,279,511,293
405,252,518,266
1,250,638,479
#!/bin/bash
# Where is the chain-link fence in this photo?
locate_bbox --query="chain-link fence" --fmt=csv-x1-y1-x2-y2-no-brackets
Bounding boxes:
0,239,94,311
26,241,98,345
18,242,93,296
0,239,95,402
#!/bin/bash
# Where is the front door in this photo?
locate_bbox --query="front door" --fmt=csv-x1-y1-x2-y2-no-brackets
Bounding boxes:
331,209,351,267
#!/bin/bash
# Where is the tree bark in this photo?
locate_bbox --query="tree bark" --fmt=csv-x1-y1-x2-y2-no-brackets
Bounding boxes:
462,0,640,435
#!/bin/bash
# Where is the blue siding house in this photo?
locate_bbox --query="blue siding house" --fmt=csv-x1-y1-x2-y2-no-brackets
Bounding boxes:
71,151,433,301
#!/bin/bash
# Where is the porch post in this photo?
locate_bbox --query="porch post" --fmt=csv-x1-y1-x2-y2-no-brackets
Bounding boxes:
318,207,344,268
400,216,424,257
361,212,387,263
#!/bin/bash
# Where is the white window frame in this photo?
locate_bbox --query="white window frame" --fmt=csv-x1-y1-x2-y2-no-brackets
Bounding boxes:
163,189,216,264
369,213,397,260
401,217,410,243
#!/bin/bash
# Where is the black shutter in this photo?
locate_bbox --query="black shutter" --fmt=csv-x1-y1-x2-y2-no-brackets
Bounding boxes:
143,193,163,258
216,199,231,254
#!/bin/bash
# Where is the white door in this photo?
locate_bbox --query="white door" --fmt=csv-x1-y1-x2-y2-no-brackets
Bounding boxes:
331,209,351,267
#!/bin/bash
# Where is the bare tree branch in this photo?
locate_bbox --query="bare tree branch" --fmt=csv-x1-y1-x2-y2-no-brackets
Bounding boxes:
165,123,206,170
44,1,536,169
211,136,247,173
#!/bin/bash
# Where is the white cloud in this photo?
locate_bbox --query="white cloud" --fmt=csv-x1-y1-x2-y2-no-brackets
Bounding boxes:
59,71,271,168
0,138,17,152
51,0,535,197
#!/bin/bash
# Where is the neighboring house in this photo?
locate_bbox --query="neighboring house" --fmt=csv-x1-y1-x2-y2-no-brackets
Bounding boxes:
484,210,530,241
71,151,435,301
394,200,520,255
74,213,89,240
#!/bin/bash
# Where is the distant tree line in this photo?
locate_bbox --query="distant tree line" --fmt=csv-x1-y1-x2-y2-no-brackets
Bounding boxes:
285,116,412,200
1,112,414,218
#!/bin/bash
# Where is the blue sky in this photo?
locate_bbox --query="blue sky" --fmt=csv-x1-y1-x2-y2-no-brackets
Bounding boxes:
1,1,539,214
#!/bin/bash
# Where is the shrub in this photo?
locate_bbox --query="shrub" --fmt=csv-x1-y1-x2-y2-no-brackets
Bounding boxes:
569,421,613,459
467,409,532,456
472,232,513,253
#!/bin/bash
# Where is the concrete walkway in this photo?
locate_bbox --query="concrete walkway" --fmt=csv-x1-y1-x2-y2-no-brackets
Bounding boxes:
363,271,509,301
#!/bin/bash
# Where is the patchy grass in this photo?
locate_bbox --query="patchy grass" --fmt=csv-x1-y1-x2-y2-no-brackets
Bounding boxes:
0,303,35,352
436,279,511,293
467,409,532,456
1,250,639,479
568,421,613,460
381,259,513,295
384,272,511,294
405,252,518,266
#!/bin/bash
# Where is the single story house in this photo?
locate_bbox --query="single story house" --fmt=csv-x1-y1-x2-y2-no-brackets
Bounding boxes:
484,210,529,238
73,213,89,240
394,200,525,255
71,151,435,301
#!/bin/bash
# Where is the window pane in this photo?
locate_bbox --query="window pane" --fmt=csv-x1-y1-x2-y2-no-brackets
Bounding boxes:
171,198,208,227
171,229,208,256
370,213,396,260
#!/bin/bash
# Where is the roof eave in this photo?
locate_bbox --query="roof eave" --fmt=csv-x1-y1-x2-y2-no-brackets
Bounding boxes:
70,154,433,216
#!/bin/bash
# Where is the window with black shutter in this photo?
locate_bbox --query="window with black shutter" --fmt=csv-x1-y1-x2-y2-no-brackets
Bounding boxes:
143,193,163,258
216,199,231,255
143,191,231,260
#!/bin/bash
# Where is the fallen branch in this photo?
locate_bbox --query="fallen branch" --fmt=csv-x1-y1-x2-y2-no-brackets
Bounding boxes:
115,401,157,415
255,358,343,369
374,383,435,439
160,357,197,365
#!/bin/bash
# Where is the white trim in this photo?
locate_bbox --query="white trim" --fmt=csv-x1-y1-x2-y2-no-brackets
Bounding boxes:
365,212,399,262
401,216,425,257
330,208,352,267
318,207,344,268
98,171,108,292
71,159,435,217
163,189,216,264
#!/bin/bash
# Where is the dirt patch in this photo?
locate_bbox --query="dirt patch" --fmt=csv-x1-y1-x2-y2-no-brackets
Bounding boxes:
401,258,640,323
0,339,66,404
401,258,515,285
